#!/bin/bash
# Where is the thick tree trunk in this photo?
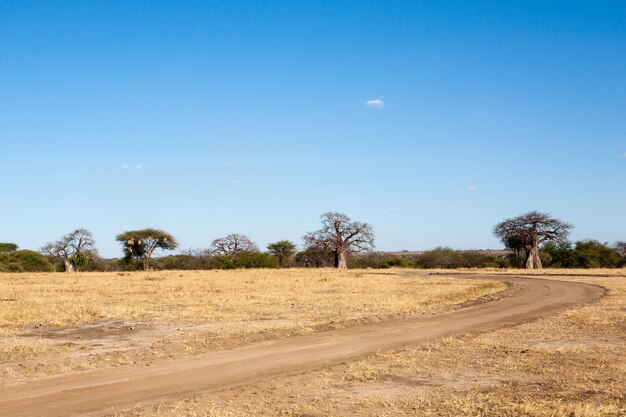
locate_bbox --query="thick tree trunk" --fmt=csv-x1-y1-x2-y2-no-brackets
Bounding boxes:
337,250,348,269
525,243,542,269
63,259,75,273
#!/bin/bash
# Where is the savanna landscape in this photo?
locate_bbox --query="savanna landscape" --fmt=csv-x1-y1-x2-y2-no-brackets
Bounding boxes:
0,268,624,416
2,2,626,416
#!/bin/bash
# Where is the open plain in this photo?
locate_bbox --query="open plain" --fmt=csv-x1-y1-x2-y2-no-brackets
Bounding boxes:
0,269,624,416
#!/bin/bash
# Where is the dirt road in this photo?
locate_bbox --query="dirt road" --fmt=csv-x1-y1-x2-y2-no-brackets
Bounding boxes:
0,275,605,417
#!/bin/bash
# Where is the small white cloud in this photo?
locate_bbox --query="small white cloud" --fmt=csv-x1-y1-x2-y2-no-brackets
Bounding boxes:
365,98,384,108
222,188,231,193
230,179,240,184
619,153,626,158
460,185,478,192
118,165,143,171
388,208,401,212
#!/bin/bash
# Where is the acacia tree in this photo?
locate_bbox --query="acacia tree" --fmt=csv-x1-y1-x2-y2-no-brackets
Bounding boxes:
493,211,572,269
116,228,178,270
0,243,18,254
41,228,96,272
616,241,626,257
267,240,297,267
303,212,374,269
210,234,258,256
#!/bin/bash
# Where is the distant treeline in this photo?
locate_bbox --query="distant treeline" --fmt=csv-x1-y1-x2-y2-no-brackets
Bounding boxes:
1,240,624,273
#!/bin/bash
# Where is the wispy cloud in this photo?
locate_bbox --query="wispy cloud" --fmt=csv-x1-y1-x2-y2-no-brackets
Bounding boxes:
230,179,240,184
365,98,384,108
118,165,143,171
388,208,401,212
619,153,626,159
459,185,478,192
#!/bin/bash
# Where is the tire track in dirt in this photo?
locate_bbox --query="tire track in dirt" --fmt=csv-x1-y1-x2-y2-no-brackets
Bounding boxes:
0,275,605,417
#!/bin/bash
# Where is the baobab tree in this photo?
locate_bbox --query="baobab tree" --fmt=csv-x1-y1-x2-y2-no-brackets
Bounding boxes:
116,228,178,270
41,228,96,272
493,211,572,269
303,212,374,269
210,234,258,256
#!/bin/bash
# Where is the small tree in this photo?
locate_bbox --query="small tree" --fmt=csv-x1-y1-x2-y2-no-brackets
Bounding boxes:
0,243,18,254
304,212,374,269
210,234,258,256
616,241,626,257
267,240,297,267
41,228,96,272
493,211,572,269
116,228,178,270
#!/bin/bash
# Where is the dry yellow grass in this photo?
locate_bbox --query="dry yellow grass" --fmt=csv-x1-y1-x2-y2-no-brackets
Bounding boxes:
0,269,504,382
111,270,625,417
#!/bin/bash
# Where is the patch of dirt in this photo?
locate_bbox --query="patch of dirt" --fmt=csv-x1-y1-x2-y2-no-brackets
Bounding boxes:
22,320,151,340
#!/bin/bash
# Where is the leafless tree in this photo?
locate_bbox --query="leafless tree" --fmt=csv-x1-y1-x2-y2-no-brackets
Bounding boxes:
41,228,96,272
616,241,626,257
303,212,374,269
210,234,258,256
493,211,572,269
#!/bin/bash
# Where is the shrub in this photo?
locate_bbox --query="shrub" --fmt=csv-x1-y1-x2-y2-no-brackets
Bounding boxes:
0,250,56,272
573,240,621,268
414,247,499,269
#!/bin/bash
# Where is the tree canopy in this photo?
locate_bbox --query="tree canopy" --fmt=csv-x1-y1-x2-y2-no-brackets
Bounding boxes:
41,228,96,272
267,240,297,267
494,211,572,269
0,243,18,254
303,212,374,269
116,228,178,270
210,234,258,256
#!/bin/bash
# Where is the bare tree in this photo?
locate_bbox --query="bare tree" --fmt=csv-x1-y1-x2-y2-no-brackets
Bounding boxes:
493,211,572,269
303,212,374,269
616,241,626,257
210,234,258,256
41,228,96,272
116,228,178,270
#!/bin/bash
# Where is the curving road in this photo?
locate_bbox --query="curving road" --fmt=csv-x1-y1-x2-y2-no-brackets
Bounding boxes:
0,275,605,417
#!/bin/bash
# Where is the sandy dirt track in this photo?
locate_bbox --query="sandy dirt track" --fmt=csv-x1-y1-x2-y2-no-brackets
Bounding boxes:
0,275,605,417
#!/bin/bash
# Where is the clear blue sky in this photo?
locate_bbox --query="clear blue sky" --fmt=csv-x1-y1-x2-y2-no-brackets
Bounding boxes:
1,1,625,257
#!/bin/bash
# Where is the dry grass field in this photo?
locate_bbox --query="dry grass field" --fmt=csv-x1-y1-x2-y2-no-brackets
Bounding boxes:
102,269,625,417
0,269,504,384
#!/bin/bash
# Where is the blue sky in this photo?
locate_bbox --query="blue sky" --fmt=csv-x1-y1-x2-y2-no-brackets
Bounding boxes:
1,1,625,257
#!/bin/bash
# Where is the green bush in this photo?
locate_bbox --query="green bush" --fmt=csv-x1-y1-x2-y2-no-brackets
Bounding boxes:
414,247,500,269
348,253,413,269
573,240,621,268
0,250,56,272
540,241,575,268
294,247,335,268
